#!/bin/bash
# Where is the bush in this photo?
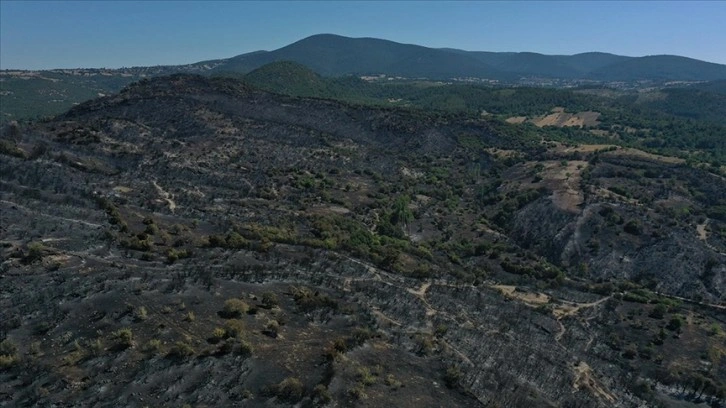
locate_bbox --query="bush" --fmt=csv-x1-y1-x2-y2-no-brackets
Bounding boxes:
168,341,195,358
0,340,19,368
357,367,377,386
235,339,254,357
622,344,638,359
263,319,280,338
25,242,45,264
624,220,642,235
88,338,104,356
444,365,462,388
226,232,248,249
290,286,337,311
667,316,684,332
0,340,18,357
145,339,162,353
351,327,372,346
384,374,403,389
113,328,134,349
261,292,279,309
649,304,666,319
269,377,304,403
209,327,227,343
221,298,249,318
134,306,148,322
348,384,367,400
312,384,332,404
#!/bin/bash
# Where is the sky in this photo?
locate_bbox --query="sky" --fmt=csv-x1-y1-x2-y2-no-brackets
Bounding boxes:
1,1,725,70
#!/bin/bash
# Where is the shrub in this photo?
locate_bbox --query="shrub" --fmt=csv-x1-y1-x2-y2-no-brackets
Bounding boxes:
0,340,18,356
134,306,148,322
444,365,462,388
24,242,45,264
624,220,642,235
226,232,248,249
113,328,133,349
263,319,280,338
261,292,279,309
384,374,403,389
235,339,254,357
221,298,249,318
622,344,638,359
209,327,227,343
224,320,246,338
415,334,434,356
357,367,377,386
0,354,18,368
269,377,304,403
325,337,348,360
649,304,666,319
168,341,195,358
312,384,332,404
89,338,104,356
351,327,372,346
145,339,162,353
667,316,683,332
0,340,19,367
348,384,367,400
290,286,337,311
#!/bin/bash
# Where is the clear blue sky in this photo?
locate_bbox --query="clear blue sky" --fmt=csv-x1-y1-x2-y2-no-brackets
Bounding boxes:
1,1,725,70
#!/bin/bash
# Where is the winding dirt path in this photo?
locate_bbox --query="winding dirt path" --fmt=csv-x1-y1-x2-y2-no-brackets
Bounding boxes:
697,220,709,242
407,282,437,317
696,218,726,256
553,296,611,320
152,180,176,213
554,296,611,342
572,361,616,404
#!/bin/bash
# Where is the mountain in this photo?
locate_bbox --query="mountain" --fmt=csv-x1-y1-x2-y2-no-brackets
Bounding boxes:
591,55,726,81
213,34,513,80
447,50,631,79
212,34,726,82
1,74,725,406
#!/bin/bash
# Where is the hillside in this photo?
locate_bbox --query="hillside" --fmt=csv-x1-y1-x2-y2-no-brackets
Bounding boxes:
1,74,725,407
233,62,726,164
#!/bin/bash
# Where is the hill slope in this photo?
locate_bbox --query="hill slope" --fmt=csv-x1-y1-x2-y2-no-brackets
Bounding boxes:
1,74,724,407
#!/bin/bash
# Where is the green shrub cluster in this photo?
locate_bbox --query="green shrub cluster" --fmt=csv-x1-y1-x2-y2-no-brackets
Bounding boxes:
290,286,337,311
220,299,249,318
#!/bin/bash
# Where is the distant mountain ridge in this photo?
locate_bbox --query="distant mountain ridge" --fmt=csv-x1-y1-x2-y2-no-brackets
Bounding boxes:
209,34,726,82
3,33,726,123
213,34,514,80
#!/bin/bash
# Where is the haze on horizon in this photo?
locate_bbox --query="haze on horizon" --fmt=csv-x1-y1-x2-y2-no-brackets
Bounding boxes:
1,0,725,70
